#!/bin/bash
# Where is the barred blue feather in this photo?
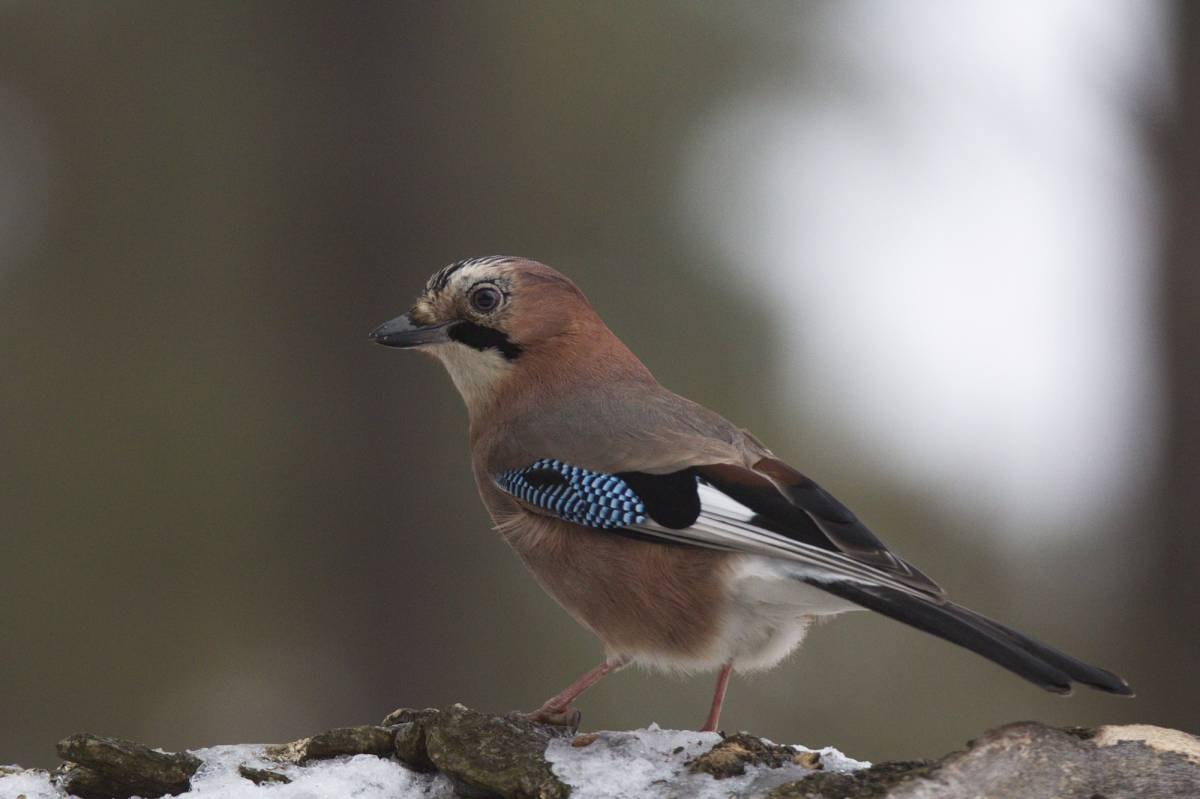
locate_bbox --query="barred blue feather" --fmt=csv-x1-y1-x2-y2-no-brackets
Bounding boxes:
496,459,647,529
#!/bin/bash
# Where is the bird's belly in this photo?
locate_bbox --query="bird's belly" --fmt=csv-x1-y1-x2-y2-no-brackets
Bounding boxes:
498,513,736,670
497,512,861,673
711,555,863,672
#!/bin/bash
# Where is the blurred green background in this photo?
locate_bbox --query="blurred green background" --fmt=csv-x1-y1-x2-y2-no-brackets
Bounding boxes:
3,1,1198,769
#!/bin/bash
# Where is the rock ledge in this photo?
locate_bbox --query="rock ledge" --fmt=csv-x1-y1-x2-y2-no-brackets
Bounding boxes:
0,709,1195,798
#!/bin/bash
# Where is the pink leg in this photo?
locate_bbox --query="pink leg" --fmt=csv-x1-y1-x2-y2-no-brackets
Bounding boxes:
520,656,630,726
699,662,733,732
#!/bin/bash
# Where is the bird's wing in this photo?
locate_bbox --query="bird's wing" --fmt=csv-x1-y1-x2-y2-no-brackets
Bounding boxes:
696,458,945,595
493,454,943,598
492,456,1133,696
491,385,943,593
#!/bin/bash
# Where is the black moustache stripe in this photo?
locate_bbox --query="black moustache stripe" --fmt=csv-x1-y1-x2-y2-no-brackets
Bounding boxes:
447,321,523,360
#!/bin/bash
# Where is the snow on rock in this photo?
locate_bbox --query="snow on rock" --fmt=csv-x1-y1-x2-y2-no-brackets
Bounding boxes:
0,746,456,799
0,769,60,799
2,708,869,799
546,724,868,799
1,720,866,799
183,744,454,798
7,715,1198,799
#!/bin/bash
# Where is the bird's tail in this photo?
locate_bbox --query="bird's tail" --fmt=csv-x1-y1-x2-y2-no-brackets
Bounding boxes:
811,580,1133,696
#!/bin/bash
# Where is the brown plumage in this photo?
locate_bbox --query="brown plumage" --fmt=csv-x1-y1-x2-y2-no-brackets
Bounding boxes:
371,256,1132,731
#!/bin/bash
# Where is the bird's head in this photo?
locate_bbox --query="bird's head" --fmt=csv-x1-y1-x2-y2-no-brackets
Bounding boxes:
371,256,643,414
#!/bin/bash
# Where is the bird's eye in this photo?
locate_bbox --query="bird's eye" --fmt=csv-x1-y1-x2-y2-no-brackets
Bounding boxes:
469,285,503,314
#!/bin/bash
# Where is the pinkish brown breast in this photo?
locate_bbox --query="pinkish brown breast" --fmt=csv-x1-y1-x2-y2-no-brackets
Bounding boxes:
483,479,735,667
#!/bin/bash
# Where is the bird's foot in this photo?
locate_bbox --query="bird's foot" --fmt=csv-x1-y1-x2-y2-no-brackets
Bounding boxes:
508,704,582,731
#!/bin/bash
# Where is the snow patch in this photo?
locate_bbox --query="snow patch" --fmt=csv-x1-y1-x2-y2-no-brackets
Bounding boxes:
0,769,60,799
546,725,869,799
2,730,866,798
0,745,455,799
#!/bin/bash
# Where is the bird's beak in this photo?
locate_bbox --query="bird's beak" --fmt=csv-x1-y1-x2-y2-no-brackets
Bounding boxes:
369,313,451,348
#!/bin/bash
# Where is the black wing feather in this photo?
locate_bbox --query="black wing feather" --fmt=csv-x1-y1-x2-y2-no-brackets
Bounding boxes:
809,579,1133,695
616,469,701,529
699,461,944,595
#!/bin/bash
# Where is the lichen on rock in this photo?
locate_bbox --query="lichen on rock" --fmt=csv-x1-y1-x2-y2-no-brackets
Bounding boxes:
421,704,572,799
688,732,824,779
768,722,1200,799
54,733,200,799
265,725,397,765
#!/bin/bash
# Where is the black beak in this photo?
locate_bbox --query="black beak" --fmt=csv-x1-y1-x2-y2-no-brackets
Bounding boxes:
369,313,451,348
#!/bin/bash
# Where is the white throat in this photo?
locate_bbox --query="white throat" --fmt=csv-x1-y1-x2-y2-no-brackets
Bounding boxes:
432,342,514,411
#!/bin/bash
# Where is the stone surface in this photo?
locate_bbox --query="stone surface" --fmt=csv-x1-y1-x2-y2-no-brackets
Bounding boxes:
688,732,820,779
54,733,201,799
237,764,292,785
769,722,1200,799
265,724,396,764
422,703,572,799
769,761,933,799
55,764,137,799
1094,723,1200,764
383,708,441,773
381,707,441,728
16,712,1196,798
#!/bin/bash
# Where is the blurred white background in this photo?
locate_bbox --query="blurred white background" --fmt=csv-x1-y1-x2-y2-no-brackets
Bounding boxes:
686,1,1167,540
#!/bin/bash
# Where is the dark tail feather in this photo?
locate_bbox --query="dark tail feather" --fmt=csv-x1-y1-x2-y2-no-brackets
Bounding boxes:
813,580,1133,696
944,598,1133,695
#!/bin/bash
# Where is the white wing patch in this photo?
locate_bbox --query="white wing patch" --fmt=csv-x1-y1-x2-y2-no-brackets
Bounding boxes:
633,482,937,598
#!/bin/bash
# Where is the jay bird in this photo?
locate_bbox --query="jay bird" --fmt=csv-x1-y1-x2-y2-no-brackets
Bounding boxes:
370,256,1132,732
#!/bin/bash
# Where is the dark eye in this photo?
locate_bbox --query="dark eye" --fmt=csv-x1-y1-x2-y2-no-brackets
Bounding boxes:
469,285,502,314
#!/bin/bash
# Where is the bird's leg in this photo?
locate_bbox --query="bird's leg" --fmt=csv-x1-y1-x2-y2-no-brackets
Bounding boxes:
518,655,630,727
699,661,733,732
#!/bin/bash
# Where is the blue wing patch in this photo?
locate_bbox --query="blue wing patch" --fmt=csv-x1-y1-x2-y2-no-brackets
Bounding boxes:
496,459,647,529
